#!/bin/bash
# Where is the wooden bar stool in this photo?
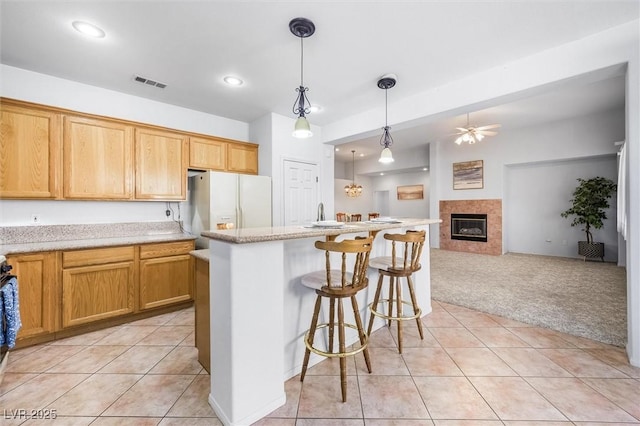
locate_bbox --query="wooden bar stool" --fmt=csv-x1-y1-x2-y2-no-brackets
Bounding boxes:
300,236,373,402
367,230,426,353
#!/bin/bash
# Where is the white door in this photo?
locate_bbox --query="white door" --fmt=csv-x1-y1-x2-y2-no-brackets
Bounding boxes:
283,160,318,226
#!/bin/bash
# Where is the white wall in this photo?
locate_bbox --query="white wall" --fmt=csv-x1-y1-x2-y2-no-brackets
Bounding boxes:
370,172,430,219
334,176,373,219
249,113,333,226
505,155,618,261
431,108,624,251
0,65,250,228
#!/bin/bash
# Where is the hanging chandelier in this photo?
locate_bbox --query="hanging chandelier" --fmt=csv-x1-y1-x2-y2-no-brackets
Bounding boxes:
290,17,315,139
344,150,363,197
378,74,397,163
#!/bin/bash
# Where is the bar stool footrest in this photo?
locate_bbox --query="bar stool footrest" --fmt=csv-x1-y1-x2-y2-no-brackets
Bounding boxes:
368,299,422,321
303,323,369,358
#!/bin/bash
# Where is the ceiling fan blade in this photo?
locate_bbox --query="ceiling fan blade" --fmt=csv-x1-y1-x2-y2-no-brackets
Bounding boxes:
455,127,470,132
477,130,498,136
476,123,501,130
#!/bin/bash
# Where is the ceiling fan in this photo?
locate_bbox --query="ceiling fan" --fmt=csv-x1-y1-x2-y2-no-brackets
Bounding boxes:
454,113,501,145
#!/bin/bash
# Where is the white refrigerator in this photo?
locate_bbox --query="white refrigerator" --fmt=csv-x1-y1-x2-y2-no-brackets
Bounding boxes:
190,171,272,248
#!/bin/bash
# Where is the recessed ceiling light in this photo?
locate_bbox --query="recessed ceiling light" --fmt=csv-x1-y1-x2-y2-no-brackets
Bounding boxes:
423,167,428,171
72,21,105,38
223,76,243,86
335,148,340,152
308,105,322,113
380,173,384,176
359,153,364,157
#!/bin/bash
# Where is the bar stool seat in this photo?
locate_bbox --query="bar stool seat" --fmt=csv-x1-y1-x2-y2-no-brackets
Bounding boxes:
300,236,373,402
367,230,426,354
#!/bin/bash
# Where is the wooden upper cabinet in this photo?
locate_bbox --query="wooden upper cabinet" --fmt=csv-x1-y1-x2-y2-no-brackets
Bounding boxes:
63,116,134,199
0,102,61,198
228,143,258,174
189,136,227,171
135,127,188,200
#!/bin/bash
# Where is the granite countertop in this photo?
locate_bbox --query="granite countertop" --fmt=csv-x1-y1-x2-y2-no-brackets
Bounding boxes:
189,249,209,262
0,222,197,255
201,218,441,244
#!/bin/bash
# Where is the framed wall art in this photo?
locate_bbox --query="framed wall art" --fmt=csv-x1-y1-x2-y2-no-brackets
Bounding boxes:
397,184,424,200
453,160,484,190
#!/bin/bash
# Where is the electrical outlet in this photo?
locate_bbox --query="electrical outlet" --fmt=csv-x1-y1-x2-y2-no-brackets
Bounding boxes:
165,209,171,217
31,214,40,224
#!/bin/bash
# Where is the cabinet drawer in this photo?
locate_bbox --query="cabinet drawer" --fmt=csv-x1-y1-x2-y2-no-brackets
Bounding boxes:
139,241,194,259
63,246,135,268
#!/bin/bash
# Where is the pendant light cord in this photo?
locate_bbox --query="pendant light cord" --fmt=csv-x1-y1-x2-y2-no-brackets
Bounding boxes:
300,37,304,87
385,89,388,126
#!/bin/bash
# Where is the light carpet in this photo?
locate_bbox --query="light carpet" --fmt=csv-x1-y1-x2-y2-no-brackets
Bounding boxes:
430,248,627,347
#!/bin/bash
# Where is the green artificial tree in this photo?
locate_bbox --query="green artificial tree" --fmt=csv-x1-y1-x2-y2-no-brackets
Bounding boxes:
560,177,616,258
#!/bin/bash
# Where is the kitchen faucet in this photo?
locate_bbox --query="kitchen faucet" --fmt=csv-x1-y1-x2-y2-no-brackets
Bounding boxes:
317,202,325,221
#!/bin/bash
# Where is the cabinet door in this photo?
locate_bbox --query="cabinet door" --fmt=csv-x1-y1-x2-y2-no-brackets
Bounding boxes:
62,261,135,328
135,128,188,200
6,252,57,339
227,143,258,174
0,103,61,198
189,136,227,171
63,116,134,199
139,254,192,310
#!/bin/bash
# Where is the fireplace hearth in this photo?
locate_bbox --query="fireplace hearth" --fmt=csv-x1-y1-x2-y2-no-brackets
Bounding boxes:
451,213,487,242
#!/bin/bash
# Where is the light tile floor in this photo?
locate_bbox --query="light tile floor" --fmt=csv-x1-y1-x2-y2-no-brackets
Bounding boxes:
1,301,639,425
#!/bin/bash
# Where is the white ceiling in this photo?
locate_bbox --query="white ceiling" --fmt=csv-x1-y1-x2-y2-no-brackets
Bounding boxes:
1,1,636,162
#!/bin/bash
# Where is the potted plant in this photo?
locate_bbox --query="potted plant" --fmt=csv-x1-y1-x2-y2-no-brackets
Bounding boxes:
560,176,617,260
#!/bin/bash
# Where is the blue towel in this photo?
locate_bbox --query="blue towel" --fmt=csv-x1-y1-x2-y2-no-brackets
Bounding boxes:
1,277,22,348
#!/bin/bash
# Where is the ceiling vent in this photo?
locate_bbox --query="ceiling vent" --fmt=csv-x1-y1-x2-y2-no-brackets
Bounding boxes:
133,75,167,89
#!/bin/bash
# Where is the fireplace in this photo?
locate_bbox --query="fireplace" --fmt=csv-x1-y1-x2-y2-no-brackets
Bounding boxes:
451,213,487,242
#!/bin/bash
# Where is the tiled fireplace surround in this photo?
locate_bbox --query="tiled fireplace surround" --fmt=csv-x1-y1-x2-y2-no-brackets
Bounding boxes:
440,199,502,255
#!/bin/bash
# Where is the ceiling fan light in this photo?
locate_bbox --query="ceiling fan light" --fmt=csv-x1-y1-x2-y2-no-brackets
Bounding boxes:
379,147,394,163
292,116,312,138
455,137,463,145
476,133,485,141
462,133,471,142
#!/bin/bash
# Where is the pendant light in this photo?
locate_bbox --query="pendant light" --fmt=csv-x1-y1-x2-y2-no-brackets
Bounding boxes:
344,150,363,197
290,18,315,138
378,74,396,163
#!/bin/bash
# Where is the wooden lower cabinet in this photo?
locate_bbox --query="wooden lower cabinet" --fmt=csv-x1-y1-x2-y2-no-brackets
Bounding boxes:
139,241,194,310
194,256,210,373
10,240,194,347
61,246,135,328
6,252,57,340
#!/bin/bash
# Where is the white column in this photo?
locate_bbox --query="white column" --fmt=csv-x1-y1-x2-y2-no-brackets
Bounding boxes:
208,239,286,426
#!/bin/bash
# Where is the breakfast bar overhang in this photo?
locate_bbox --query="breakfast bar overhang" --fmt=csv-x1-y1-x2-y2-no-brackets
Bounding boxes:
201,218,440,426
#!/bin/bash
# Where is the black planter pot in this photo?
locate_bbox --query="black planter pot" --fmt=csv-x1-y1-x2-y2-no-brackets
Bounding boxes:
578,241,604,261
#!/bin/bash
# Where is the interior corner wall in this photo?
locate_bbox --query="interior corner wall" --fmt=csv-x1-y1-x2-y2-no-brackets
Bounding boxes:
505,155,619,261
371,171,430,219
434,108,623,259
267,113,332,226
334,176,373,218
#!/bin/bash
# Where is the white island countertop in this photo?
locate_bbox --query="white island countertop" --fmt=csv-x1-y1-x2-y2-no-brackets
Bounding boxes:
201,218,440,244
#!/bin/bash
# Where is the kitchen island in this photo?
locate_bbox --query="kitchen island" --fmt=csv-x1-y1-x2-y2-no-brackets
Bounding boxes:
201,218,440,426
